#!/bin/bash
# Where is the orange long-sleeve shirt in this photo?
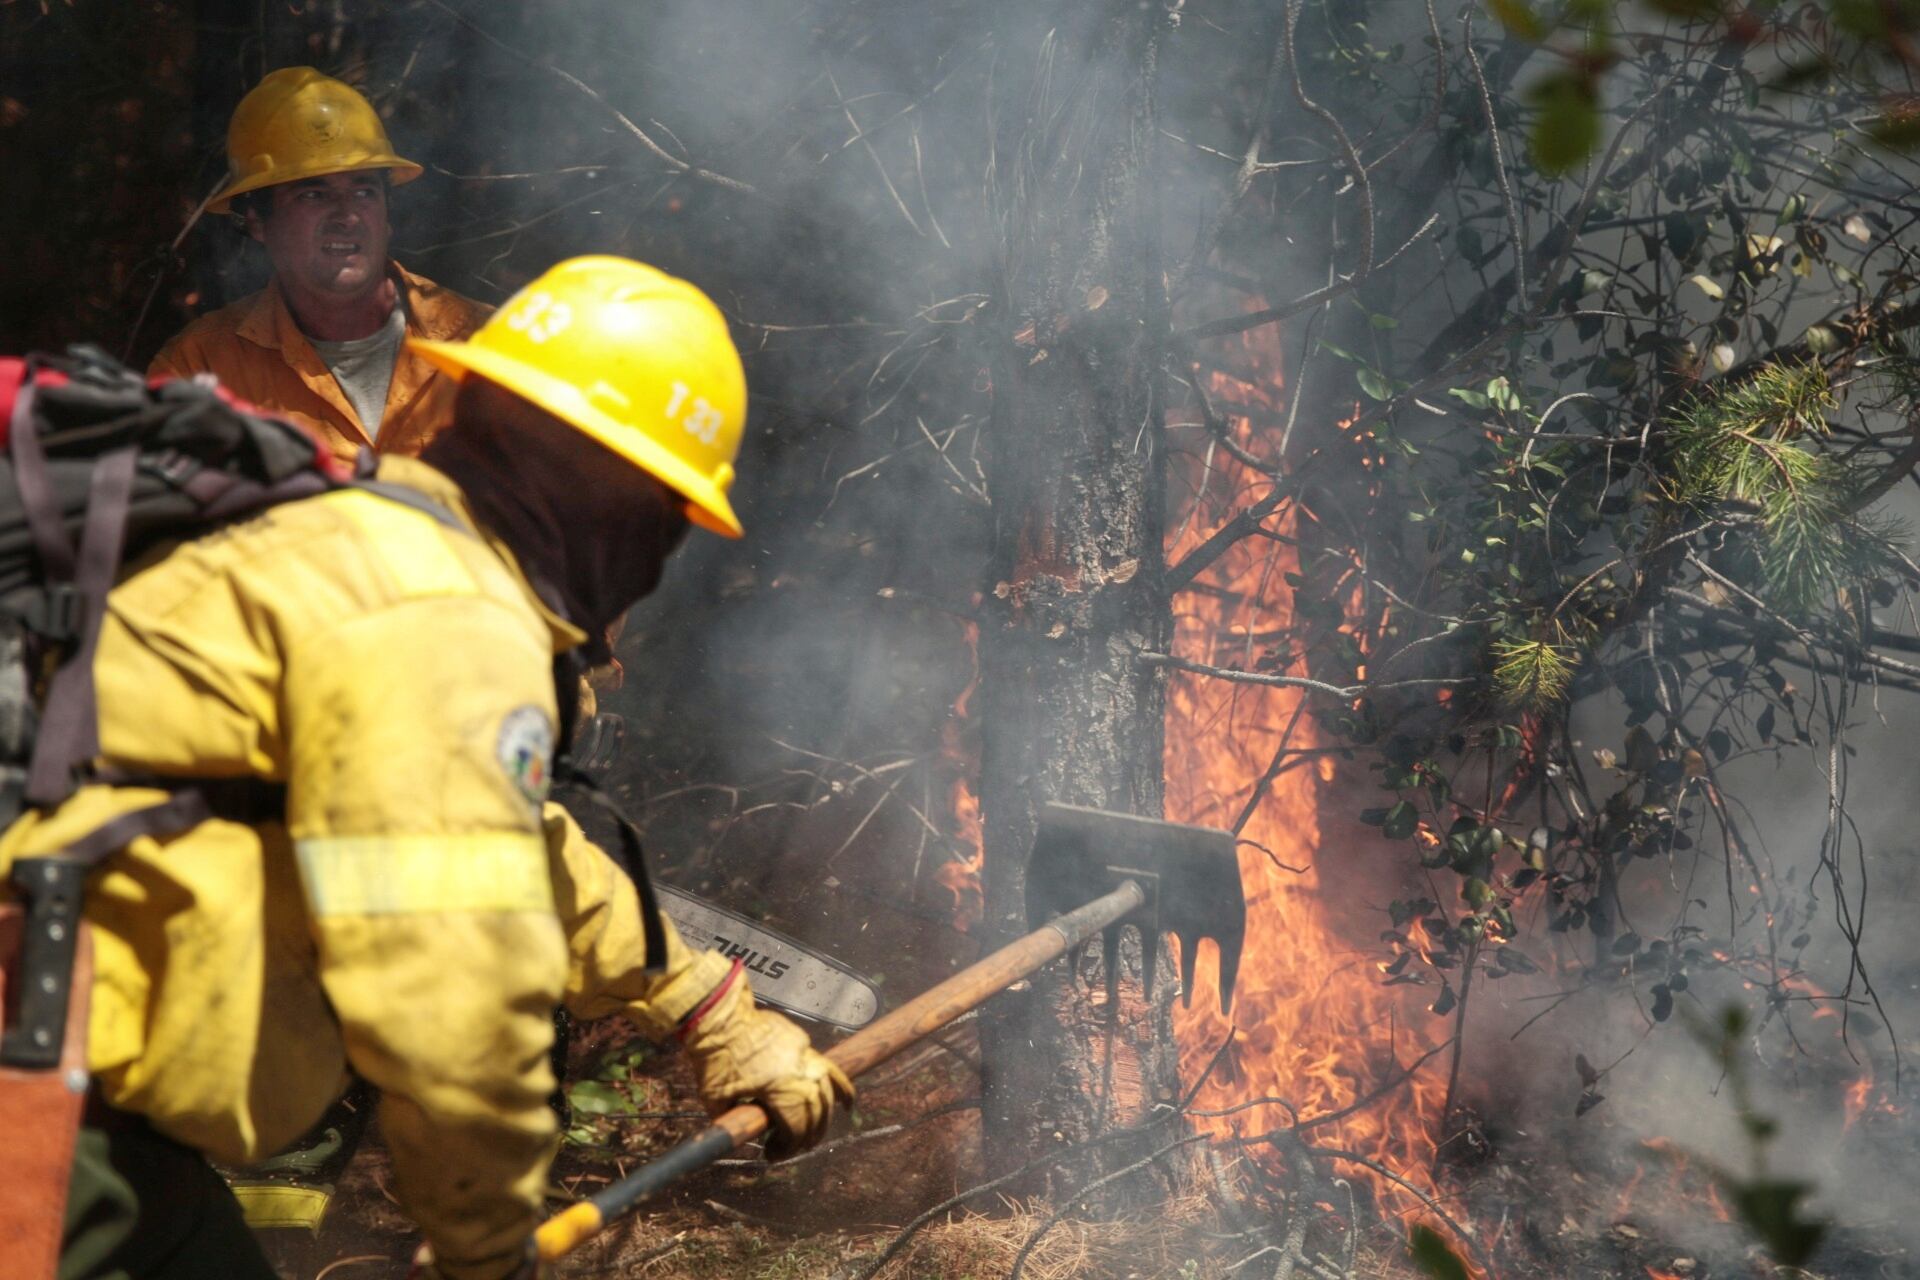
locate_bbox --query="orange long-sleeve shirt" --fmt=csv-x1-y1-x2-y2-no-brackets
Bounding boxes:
150,263,491,463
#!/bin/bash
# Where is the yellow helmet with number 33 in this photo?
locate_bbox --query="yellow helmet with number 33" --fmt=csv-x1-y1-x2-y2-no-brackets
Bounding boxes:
411,256,749,537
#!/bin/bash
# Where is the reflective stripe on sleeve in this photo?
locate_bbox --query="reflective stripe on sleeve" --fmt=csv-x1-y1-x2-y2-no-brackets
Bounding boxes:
295,833,553,916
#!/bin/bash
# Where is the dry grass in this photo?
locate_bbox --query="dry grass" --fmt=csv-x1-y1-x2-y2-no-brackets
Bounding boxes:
856,1193,1226,1280
542,1193,1253,1280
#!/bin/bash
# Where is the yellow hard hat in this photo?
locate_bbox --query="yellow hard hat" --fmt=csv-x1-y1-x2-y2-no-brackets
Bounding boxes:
209,67,422,214
410,256,749,537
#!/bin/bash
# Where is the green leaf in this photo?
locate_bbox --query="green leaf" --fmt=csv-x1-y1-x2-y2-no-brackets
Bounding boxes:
1383,800,1420,840
1663,210,1698,258
1687,274,1725,301
1358,368,1395,401
1484,0,1548,41
1408,1224,1471,1280
1457,224,1485,264
1527,69,1601,175
1448,386,1491,409
1768,57,1832,92
567,1081,627,1116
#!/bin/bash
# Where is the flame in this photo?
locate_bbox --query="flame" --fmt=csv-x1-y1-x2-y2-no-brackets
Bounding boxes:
1614,1162,1648,1222
1844,1075,1873,1130
1843,1073,1904,1130
1631,1137,1733,1226
1165,315,1451,1222
935,619,984,931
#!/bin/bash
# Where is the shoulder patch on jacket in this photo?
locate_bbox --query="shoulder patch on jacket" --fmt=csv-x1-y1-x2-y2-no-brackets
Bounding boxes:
496,705,554,808
328,489,478,599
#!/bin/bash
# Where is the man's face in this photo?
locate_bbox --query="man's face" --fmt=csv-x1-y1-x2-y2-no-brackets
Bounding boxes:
246,171,391,300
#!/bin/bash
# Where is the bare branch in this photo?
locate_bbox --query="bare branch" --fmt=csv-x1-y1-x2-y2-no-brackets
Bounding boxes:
421,0,755,196
1136,651,1470,700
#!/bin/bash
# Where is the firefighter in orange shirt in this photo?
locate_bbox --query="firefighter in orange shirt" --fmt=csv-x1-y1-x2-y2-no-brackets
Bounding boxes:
151,67,488,462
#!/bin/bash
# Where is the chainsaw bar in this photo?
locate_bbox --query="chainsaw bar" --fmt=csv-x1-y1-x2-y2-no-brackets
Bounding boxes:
654,884,880,1030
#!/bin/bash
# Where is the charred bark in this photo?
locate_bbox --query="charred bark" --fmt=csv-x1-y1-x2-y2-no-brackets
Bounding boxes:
976,2,1184,1200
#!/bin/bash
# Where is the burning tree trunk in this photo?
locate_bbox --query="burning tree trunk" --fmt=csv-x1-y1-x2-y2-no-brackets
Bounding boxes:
976,3,1184,1192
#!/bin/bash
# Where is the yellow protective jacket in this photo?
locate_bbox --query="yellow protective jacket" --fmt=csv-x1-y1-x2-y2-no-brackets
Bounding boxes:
149,264,491,463
0,457,729,1278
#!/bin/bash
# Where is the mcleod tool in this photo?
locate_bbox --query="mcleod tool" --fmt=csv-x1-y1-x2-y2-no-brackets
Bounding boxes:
533,801,1248,1261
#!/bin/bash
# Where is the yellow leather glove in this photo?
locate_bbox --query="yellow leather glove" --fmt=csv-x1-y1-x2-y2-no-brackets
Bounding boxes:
677,966,854,1158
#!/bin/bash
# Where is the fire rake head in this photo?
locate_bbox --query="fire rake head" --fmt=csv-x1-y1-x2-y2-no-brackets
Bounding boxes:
1025,802,1246,1014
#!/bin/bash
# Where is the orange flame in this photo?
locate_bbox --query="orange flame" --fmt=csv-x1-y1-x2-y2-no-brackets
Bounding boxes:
1615,1161,1648,1222
935,620,984,932
1166,316,1451,1223
1844,1075,1873,1130
1631,1137,1733,1225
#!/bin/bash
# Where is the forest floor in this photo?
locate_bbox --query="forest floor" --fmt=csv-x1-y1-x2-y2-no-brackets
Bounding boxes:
253,1018,1911,1280
264,1019,1390,1280
260,839,1917,1279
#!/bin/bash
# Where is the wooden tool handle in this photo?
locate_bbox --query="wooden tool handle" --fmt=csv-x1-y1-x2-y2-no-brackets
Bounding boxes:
534,878,1147,1261
830,880,1141,1077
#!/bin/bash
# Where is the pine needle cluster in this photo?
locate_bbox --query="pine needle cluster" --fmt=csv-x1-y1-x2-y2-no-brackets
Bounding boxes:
1666,363,1894,615
1492,636,1579,707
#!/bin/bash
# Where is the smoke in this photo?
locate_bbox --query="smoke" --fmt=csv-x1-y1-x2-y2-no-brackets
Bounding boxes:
9,0,1920,1272
1441,662,1920,1266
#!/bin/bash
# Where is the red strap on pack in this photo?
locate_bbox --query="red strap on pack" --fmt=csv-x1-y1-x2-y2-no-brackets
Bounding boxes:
142,368,346,479
0,360,68,449
677,958,745,1041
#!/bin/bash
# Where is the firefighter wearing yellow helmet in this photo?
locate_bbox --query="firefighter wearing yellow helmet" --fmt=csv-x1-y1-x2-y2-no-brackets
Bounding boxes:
412,255,749,536
17,257,849,1280
150,67,491,463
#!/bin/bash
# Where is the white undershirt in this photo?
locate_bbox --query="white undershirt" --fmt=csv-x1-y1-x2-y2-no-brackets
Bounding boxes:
310,302,406,442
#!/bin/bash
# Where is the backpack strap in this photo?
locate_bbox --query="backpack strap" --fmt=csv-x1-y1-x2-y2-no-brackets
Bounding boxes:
9,382,77,588
347,447,468,534
353,478,468,532
551,767,669,977
0,787,211,1070
16,413,138,810
1,774,279,1074
551,651,666,976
